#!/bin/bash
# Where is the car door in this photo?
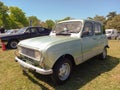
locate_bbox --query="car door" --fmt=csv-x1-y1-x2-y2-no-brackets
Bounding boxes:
81,21,98,61
23,28,31,39
29,27,40,37
94,22,105,54
38,27,51,36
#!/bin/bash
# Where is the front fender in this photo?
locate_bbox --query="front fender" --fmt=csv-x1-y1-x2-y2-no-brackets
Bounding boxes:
43,39,82,68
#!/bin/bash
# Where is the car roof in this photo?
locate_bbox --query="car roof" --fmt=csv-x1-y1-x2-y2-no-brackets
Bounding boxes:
58,19,102,24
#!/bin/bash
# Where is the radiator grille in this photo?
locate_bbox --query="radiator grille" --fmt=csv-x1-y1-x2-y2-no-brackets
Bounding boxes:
21,47,35,58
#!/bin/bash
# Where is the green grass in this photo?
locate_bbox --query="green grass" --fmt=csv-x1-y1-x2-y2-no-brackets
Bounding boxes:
0,40,120,90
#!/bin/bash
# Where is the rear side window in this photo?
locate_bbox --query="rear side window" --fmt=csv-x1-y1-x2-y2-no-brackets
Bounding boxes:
94,23,102,35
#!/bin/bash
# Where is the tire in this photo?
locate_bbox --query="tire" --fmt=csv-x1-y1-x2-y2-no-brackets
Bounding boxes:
99,48,107,60
52,58,73,84
8,40,18,49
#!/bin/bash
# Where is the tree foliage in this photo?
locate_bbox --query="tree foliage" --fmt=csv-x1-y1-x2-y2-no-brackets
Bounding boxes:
105,14,120,31
9,7,29,28
93,15,106,25
56,17,72,22
28,16,41,26
106,11,117,20
0,1,29,29
0,1,9,28
45,20,55,29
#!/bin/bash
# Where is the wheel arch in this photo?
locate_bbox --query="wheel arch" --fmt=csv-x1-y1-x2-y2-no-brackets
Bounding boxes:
105,45,109,48
8,39,19,43
52,54,75,69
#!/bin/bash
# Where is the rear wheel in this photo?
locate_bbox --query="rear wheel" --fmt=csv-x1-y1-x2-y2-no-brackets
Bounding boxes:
52,58,73,84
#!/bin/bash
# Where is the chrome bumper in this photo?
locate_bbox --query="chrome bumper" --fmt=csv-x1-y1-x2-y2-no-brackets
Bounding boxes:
15,57,53,75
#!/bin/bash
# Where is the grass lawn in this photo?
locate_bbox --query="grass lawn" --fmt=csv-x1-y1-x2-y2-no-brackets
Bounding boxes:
0,40,120,90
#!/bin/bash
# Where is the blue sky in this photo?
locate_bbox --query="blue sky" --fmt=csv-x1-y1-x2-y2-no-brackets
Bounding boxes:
1,0,120,21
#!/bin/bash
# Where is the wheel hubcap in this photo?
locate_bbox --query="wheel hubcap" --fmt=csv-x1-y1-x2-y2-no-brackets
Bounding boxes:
11,41,17,48
58,63,70,81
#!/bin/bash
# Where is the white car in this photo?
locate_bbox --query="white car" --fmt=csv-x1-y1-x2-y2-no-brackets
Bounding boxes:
105,29,118,39
15,19,109,84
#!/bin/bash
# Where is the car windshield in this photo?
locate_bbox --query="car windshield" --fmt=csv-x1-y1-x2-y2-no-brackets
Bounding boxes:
53,21,82,35
6,30,13,34
17,27,27,33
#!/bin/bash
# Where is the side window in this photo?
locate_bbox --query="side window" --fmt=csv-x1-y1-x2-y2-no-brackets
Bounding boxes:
94,23,102,35
82,22,93,37
30,27,38,33
38,27,45,32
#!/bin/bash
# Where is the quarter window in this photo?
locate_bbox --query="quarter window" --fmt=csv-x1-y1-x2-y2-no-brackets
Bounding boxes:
94,23,102,35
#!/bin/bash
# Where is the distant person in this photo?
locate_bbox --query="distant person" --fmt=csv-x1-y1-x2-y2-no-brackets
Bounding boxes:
0,26,5,33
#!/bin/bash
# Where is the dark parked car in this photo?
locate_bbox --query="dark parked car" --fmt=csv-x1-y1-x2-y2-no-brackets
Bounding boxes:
0,26,51,49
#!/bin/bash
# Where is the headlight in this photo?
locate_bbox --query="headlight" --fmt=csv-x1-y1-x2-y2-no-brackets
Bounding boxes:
18,46,22,53
35,51,41,60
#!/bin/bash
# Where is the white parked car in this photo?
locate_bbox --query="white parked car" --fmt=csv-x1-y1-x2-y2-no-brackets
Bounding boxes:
105,29,118,39
15,19,109,84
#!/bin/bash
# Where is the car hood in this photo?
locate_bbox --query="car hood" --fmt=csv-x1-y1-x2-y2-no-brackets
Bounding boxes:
18,36,79,51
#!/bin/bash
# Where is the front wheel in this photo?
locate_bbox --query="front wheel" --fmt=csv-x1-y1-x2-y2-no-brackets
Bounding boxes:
7,40,18,49
52,58,73,84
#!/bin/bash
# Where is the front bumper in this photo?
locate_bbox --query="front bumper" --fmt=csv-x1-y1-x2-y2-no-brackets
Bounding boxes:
15,57,53,75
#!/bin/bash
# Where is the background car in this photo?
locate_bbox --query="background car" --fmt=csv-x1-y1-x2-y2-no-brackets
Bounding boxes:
105,29,118,39
116,32,120,40
0,26,51,49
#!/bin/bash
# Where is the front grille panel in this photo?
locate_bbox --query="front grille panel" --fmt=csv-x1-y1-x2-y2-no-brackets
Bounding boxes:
21,47,35,58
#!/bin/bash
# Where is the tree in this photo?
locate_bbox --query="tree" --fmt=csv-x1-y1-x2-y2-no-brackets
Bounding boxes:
28,16,41,26
106,11,117,20
0,1,10,29
9,6,29,28
93,15,106,25
57,17,72,22
87,17,93,20
40,22,47,28
45,20,55,29
105,14,120,31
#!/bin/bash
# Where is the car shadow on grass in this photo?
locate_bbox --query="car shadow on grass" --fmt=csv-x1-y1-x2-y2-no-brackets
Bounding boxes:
23,55,119,90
